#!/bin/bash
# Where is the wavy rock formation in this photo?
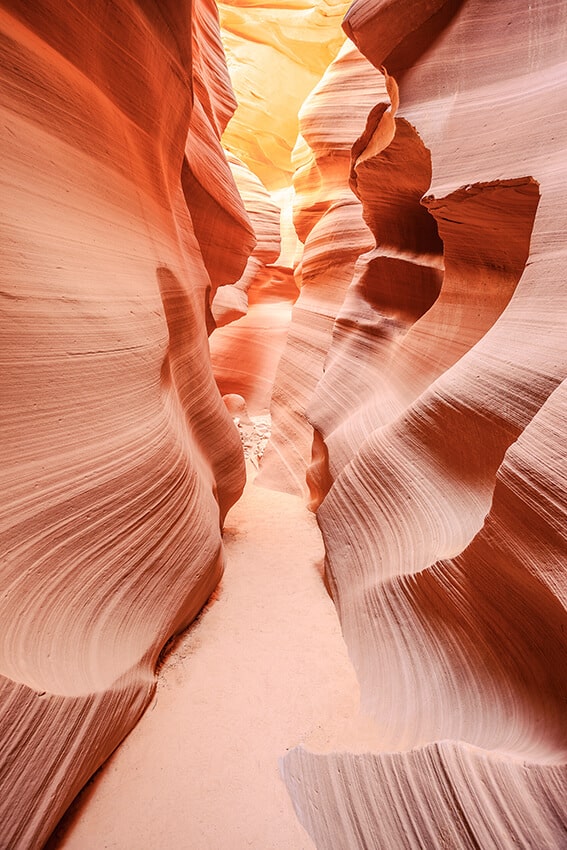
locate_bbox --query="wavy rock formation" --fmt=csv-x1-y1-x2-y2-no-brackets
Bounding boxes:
211,0,357,416
209,153,298,414
2,0,566,847
0,1,252,846
279,0,567,846
257,42,387,495
211,152,281,328
283,382,567,847
218,0,351,189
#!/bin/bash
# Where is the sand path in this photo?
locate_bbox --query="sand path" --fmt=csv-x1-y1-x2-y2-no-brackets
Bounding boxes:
51,467,362,849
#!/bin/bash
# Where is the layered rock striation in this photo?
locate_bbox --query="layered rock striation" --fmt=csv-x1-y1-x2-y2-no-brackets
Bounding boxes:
278,0,567,846
1,0,566,848
0,1,252,846
257,42,387,496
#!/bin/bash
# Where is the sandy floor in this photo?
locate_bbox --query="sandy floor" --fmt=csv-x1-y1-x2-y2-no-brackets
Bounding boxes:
51,464,363,849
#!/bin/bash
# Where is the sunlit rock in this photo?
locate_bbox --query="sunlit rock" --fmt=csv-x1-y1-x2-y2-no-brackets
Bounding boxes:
219,0,351,189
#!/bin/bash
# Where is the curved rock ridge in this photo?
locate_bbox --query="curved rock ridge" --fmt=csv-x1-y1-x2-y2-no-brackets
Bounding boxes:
210,153,299,414
218,0,352,190
211,152,282,329
283,741,567,849
278,0,567,845
283,379,567,848
0,1,252,846
256,42,388,495
313,171,541,496
183,0,256,304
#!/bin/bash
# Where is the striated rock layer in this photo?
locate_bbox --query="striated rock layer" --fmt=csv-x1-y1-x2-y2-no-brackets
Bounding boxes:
2,0,566,847
209,154,298,415
257,42,387,496
211,0,359,416
0,1,253,846
280,0,567,846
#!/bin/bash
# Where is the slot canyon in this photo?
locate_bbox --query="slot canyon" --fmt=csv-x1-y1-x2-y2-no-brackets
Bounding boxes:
1,0,566,847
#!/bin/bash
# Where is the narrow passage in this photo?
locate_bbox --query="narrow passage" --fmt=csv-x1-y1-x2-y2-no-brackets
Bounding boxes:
53,463,362,849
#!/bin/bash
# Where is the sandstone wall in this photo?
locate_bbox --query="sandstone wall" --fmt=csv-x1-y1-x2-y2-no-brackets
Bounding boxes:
257,41,387,496
0,1,252,845
209,153,298,415
279,0,567,846
1,0,566,847
218,0,351,189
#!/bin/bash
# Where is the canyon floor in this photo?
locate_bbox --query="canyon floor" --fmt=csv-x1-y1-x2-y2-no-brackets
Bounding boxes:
49,450,372,849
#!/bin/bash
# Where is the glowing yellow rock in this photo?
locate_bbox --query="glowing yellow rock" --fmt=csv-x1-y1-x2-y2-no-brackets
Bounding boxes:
219,0,351,189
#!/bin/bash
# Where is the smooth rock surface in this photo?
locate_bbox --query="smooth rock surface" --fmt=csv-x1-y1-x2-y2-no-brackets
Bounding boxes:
1,0,566,847
277,0,567,846
209,154,298,414
219,0,351,189
257,42,387,496
0,1,250,845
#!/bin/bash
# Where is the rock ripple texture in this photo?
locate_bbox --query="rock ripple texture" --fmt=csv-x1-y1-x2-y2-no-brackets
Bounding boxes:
209,153,298,415
278,0,567,847
257,42,388,496
0,1,253,846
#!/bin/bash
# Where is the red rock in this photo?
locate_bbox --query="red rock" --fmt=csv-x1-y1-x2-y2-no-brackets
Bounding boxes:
0,1,249,845
257,42,387,494
209,154,298,414
2,0,566,847
280,1,567,846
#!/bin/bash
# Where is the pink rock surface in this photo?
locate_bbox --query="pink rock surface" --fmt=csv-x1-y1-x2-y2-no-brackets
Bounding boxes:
257,42,387,495
0,1,250,845
1,0,566,847
209,153,298,414
283,382,567,847
211,152,281,328
279,0,567,845
210,263,299,414
47,471,366,850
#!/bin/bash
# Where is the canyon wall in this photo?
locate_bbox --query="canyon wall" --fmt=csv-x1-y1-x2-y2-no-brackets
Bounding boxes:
0,1,253,846
278,0,567,846
209,153,297,415
257,41,387,496
1,0,566,847
209,0,356,417
218,0,351,190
